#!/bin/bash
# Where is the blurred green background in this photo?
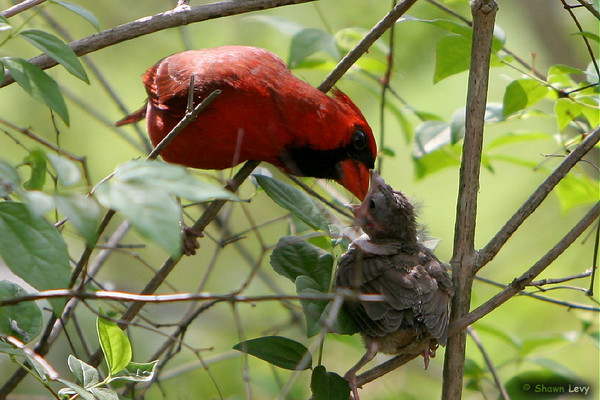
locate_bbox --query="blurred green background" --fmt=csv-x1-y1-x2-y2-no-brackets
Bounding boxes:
0,0,598,399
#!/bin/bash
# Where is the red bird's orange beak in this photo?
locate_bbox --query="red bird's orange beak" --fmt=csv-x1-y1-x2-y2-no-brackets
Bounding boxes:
337,160,370,200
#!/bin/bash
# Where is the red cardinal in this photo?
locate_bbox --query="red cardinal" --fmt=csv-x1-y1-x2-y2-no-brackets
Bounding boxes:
118,46,376,199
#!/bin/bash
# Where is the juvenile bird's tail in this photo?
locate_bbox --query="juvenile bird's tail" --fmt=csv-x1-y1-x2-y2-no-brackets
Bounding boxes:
115,103,147,126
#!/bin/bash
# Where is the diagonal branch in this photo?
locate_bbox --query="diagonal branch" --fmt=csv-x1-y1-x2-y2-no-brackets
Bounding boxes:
442,1,498,399
477,127,600,270
450,202,599,333
0,0,317,88
317,0,418,93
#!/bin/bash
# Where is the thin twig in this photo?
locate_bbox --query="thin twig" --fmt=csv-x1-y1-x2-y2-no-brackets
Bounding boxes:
0,0,46,18
477,127,600,270
589,220,599,295
475,274,600,311
467,327,509,400
574,0,600,19
1,0,318,88
443,2,497,399
529,271,592,286
560,0,600,76
377,0,397,173
317,0,418,93
147,89,221,160
450,202,600,334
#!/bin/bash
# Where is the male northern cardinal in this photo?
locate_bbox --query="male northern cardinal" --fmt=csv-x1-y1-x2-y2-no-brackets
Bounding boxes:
335,171,453,399
117,46,376,199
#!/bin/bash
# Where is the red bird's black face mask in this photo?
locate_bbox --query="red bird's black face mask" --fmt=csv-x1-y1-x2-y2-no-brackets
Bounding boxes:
117,46,377,199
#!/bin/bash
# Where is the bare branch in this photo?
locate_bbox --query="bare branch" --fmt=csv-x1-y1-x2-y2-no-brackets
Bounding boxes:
317,0,419,93
443,1,497,399
477,127,600,270
574,0,600,19
0,0,46,18
467,327,509,400
0,0,317,88
356,354,419,387
450,202,599,334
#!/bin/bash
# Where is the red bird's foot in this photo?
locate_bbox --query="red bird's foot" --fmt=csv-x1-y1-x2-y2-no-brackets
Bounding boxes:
343,372,361,400
182,225,203,256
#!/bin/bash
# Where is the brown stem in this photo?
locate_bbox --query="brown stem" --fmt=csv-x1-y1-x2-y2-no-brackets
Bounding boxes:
467,327,509,400
477,127,600,270
0,0,46,18
442,1,497,399
450,202,599,334
0,0,317,88
317,0,419,93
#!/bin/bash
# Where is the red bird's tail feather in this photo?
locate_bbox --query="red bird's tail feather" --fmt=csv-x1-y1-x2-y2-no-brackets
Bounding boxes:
115,104,147,126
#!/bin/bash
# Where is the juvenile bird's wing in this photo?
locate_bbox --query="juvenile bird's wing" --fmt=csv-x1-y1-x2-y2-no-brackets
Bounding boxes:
336,245,452,343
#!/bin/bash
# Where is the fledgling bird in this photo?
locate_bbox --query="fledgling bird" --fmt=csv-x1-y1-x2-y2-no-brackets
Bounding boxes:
117,46,376,200
335,171,454,399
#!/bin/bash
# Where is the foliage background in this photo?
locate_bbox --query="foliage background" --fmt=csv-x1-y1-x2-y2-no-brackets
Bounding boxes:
0,0,598,399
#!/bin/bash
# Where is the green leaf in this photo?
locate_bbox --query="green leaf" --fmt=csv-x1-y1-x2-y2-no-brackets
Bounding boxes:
245,15,303,35
112,360,158,382
95,180,182,256
54,193,100,245
335,27,389,55
296,276,327,337
0,15,11,33
255,175,328,232
504,369,587,400
46,153,81,187
322,300,358,335
502,79,549,117
22,149,47,190
0,202,70,314
555,173,598,212
413,120,463,178
289,28,340,68
311,365,350,400
571,31,599,43
21,190,54,217
485,131,550,151
547,64,583,89
88,388,119,400
19,29,88,82
233,336,312,370
57,379,96,400
2,57,69,125
554,97,582,131
434,34,471,82
67,355,99,388
115,160,238,203
474,322,521,348
51,0,100,31
96,314,132,376
0,280,42,343
270,236,333,291
295,276,358,337
0,159,20,196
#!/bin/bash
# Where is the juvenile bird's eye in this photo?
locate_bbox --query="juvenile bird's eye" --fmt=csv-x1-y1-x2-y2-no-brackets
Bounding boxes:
352,129,368,150
368,199,376,211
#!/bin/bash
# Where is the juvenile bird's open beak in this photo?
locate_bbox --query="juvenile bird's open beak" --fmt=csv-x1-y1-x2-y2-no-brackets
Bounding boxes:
337,160,370,200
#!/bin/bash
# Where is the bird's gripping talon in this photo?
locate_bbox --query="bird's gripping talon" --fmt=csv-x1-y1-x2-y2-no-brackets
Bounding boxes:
182,225,203,256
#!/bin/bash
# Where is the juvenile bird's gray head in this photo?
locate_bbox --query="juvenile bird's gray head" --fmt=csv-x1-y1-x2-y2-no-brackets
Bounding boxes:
350,171,417,243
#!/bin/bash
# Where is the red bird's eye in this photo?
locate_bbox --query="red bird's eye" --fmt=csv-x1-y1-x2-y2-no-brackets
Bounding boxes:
352,129,368,151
